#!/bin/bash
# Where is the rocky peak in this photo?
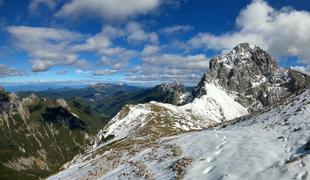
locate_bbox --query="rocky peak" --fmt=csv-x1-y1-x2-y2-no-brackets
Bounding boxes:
193,43,310,112
158,81,185,92
153,81,189,105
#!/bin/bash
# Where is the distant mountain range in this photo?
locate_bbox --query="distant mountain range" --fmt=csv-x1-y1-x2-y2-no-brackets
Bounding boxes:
18,82,193,121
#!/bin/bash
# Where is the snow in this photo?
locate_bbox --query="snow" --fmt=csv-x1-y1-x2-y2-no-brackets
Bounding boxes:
172,89,310,180
252,76,267,87
179,92,191,104
249,43,256,49
93,83,248,144
173,127,285,180
98,104,152,141
48,88,310,180
182,83,248,121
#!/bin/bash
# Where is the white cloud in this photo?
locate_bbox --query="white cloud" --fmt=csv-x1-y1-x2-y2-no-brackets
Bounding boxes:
127,54,209,83
7,26,89,72
160,25,193,34
290,66,310,75
28,0,56,12
93,69,117,76
56,70,68,75
73,22,158,72
126,22,158,44
72,33,111,52
142,45,160,55
56,0,161,21
189,0,310,67
72,25,123,52
0,64,24,78
75,69,91,75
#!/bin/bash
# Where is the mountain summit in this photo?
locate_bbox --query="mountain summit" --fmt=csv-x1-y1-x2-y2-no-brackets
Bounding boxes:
193,43,310,111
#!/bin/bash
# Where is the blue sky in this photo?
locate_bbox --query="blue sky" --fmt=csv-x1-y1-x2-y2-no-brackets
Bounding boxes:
1,0,310,86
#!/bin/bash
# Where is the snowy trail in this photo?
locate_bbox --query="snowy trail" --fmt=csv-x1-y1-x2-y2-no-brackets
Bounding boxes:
172,125,307,180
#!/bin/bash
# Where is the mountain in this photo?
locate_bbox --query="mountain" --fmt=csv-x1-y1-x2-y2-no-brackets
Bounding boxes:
0,88,108,179
49,87,310,180
19,82,191,121
193,43,310,112
48,43,310,179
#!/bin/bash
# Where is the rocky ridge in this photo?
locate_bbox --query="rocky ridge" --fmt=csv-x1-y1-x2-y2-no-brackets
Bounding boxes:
193,43,310,112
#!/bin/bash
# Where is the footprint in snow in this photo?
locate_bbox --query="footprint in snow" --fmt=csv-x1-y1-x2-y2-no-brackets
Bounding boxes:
284,136,289,142
296,170,308,180
299,160,305,167
221,137,227,141
216,144,223,149
203,166,215,174
285,146,293,153
214,149,223,155
220,140,227,145
206,157,216,163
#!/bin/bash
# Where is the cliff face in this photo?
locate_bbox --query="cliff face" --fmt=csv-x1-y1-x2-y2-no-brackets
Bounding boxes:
150,81,189,105
193,43,310,112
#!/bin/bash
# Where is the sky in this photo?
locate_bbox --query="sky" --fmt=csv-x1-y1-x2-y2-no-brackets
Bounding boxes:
1,0,310,86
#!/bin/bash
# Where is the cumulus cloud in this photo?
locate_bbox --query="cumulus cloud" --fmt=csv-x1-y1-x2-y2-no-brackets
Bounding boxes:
142,45,160,56
7,26,89,72
189,0,310,67
126,54,209,84
72,26,123,52
55,0,161,21
93,69,117,76
126,22,158,44
160,25,193,34
0,64,24,78
73,22,158,72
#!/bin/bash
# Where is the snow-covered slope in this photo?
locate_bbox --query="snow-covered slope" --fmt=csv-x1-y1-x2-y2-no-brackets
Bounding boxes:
48,88,310,180
94,82,248,145
183,83,248,122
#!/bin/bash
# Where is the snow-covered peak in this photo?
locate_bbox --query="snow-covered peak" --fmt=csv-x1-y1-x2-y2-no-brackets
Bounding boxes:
193,43,310,112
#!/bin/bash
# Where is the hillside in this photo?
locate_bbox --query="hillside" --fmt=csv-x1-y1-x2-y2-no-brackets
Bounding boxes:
0,89,107,179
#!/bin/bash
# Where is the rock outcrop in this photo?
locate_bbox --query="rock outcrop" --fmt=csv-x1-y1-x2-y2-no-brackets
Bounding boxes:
193,43,310,112
151,81,189,105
